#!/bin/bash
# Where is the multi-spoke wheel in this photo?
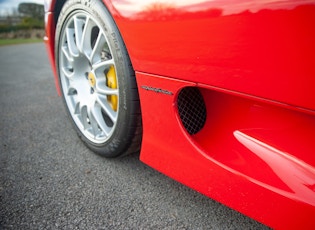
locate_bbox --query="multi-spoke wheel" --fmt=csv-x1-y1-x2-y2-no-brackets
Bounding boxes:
55,0,142,157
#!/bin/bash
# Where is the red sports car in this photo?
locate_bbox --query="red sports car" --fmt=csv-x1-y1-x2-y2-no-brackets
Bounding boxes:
44,0,315,229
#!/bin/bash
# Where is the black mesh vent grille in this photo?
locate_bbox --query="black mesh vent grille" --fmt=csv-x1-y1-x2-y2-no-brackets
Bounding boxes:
177,87,207,135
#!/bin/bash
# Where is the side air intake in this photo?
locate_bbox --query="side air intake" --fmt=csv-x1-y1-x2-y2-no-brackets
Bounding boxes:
177,87,207,135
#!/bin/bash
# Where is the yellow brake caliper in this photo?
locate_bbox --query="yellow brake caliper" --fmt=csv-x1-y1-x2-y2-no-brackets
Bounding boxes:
106,66,118,111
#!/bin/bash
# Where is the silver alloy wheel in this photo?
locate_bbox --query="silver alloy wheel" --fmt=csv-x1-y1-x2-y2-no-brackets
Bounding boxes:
59,11,118,144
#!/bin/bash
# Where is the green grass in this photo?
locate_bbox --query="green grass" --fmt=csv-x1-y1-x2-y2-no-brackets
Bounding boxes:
0,38,43,46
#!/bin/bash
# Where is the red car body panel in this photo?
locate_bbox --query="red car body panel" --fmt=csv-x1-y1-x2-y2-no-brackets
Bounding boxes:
45,0,315,229
110,0,315,112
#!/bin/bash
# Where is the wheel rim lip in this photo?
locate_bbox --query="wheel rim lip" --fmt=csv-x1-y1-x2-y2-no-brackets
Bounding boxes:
58,10,119,144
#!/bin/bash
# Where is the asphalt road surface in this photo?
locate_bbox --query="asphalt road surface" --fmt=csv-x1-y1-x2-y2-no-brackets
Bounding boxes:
0,43,269,229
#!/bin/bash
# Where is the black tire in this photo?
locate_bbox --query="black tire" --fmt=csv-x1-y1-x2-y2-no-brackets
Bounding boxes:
55,0,142,157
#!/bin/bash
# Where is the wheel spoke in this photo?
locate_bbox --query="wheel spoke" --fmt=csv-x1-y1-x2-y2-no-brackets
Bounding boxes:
74,101,80,114
92,59,114,71
86,105,99,137
74,16,84,52
90,32,105,63
96,95,117,123
66,28,79,57
90,105,111,136
62,45,73,62
80,105,89,130
95,81,118,96
62,66,74,79
81,16,93,57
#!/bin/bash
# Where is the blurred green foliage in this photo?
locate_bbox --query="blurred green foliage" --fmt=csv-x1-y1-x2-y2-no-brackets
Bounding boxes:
18,3,44,20
0,2,44,33
21,16,44,29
